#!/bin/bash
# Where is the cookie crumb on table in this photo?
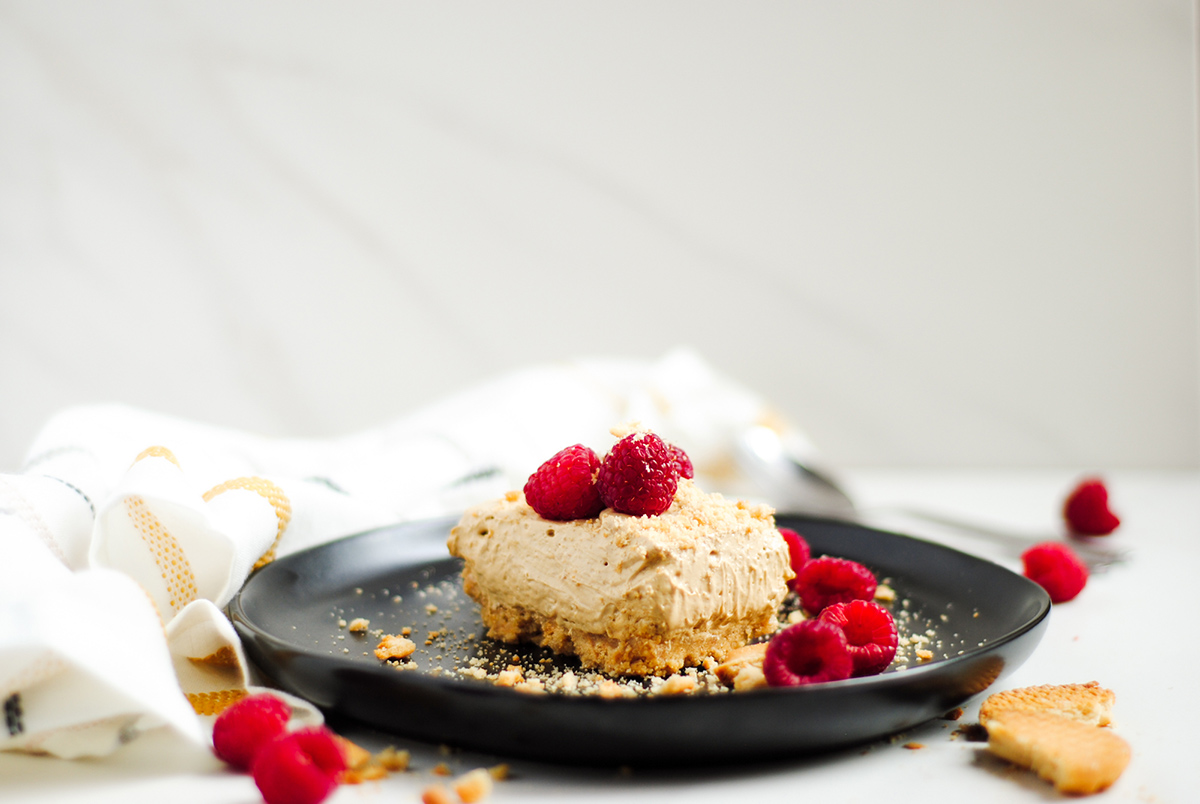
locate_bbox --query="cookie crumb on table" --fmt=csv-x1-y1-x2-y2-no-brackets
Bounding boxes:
420,786,455,804
376,746,410,771
336,740,410,785
952,723,989,742
453,768,494,803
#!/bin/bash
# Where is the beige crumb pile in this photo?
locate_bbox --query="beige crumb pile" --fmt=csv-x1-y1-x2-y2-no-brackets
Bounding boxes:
374,633,417,662
713,642,768,691
335,737,411,784
338,733,506,802
979,682,1129,795
421,766,502,804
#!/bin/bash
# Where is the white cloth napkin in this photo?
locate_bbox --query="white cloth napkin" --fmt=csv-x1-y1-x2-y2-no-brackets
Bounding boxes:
0,349,789,759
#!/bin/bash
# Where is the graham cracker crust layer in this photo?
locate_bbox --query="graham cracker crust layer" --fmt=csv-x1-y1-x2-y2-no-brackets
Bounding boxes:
463,566,777,677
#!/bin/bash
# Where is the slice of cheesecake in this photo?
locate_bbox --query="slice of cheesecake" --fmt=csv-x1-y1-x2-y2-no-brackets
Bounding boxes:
447,479,792,677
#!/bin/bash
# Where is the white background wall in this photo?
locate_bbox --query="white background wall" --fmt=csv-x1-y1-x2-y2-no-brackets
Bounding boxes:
1,0,1197,472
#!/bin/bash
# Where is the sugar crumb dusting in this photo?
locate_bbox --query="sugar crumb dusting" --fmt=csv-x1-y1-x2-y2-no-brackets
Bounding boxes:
327,568,961,698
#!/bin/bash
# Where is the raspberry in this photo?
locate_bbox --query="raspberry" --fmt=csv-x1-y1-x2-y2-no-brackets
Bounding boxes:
763,619,853,687
523,444,604,521
252,726,346,804
779,527,811,592
793,556,877,614
1022,542,1088,603
666,443,694,479
1063,477,1120,536
818,600,898,676
597,432,679,516
211,693,292,770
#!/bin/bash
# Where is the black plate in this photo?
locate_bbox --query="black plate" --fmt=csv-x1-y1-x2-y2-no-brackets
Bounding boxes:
228,514,1050,767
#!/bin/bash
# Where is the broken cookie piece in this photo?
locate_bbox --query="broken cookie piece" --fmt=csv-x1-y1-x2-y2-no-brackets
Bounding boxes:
985,710,1130,795
714,642,768,691
979,682,1127,795
979,680,1114,728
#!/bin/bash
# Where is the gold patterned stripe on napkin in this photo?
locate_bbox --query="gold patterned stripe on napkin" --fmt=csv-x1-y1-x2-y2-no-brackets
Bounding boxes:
188,646,239,668
124,495,199,614
203,477,291,570
133,445,180,467
186,689,248,717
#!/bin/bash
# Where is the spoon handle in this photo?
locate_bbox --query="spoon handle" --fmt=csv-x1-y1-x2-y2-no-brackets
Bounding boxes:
868,506,1129,573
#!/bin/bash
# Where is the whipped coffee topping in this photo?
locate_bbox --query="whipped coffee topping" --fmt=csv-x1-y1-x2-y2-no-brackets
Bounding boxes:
447,480,792,640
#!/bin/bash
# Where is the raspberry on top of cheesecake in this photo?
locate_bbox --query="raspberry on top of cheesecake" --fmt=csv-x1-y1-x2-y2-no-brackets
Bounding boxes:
446,428,793,677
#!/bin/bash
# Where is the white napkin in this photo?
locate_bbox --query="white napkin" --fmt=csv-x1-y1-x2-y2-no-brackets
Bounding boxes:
0,348,785,759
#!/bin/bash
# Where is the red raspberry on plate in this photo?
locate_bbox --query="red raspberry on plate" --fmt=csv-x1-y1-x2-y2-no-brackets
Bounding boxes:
818,599,898,676
778,527,811,592
252,726,346,804
793,556,877,614
523,444,604,521
211,693,292,770
1063,477,1120,536
763,619,853,687
597,432,679,516
666,442,694,479
1022,541,1088,603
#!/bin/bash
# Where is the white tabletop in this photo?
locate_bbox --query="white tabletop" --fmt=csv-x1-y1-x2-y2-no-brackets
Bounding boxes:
2,469,1194,804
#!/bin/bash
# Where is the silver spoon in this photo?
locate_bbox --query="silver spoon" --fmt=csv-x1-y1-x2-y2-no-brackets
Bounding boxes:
734,426,1128,573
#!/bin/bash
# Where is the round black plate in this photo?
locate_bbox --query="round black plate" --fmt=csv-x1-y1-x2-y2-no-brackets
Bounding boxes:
228,514,1050,766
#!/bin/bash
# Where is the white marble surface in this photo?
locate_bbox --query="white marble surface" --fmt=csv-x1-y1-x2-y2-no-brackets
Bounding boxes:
1,469,1196,804
2,1,1198,473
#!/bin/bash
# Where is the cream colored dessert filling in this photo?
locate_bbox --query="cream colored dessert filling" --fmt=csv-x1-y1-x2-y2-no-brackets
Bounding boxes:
447,480,792,673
